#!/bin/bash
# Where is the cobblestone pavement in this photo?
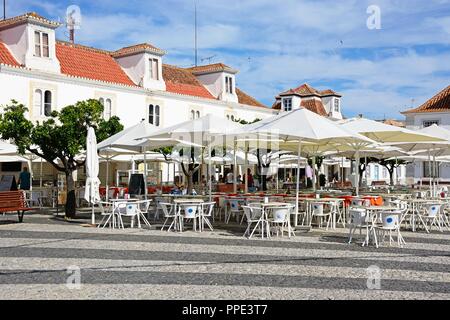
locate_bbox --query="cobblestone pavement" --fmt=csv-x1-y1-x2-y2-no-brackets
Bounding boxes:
0,210,449,300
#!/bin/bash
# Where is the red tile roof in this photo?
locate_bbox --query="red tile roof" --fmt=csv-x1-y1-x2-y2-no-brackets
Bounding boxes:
0,12,60,30
56,41,135,86
402,86,450,114
112,43,165,57
236,88,267,108
280,83,341,98
162,64,216,99
301,99,328,116
0,42,19,66
186,63,238,74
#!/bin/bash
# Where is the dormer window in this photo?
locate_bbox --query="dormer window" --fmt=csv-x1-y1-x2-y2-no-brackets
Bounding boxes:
283,98,293,112
225,76,233,94
334,99,340,112
34,31,49,58
149,58,159,80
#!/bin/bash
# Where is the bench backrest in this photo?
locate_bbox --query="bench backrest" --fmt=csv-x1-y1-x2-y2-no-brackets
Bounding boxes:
0,191,27,209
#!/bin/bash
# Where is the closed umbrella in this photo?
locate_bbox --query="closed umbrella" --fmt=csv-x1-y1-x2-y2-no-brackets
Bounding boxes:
84,127,100,225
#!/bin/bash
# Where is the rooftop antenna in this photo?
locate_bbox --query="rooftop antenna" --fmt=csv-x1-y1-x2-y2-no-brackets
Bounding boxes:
201,54,216,64
3,0,6,20
65,5,82,43
194,0,198,67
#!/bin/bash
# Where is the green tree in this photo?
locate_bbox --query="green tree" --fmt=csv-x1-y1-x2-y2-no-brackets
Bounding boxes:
376,159,406,186
0,99,123,218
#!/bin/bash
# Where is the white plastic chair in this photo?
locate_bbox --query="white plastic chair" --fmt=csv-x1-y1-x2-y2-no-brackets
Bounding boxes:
242,205,264,239
417,204,442,233
225,198,243,224
160,202,177,232
97,201,121,229
375,211,405,247
348,208,368,244
119,202,141,228
310,202,332,230
178,203,201,232
200,202,215,232
268,205,295,238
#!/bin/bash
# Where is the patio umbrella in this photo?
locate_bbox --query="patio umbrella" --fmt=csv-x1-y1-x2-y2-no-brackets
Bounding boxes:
138,114,243,200
340,117,445,194
387,124,450,195
84,127,101,225
224,108,370,216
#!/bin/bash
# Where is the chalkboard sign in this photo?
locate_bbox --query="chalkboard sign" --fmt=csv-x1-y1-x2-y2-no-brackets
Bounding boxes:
0,175,18,192
128,174,145,196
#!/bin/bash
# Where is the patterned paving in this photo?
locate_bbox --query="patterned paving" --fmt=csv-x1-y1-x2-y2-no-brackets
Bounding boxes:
0,212,449,300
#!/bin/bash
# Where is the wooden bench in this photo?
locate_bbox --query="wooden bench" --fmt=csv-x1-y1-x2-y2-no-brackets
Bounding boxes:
0,191,34,223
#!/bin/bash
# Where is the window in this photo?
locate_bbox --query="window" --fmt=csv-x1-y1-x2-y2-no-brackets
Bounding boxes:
334,99,340,112
34,31,49,58
230,115,235,121
283,98,292,112
33,89,42,116
104,99,112,120
149,104,160,126
225,76,233,94
423,120,439,128
44,90,52,116
196,111,200,119
149,58,159,80
423,161,439,178
191,110,195,120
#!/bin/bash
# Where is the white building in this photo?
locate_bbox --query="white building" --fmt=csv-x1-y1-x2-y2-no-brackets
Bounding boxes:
402,85,450,184
0,12,275,186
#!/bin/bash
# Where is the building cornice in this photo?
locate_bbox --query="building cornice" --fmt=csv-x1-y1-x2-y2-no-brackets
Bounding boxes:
0,63,275,113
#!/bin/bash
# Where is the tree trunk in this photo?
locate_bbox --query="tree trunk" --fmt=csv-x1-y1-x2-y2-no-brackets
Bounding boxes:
65,171,76,218
187,174,194,195
261,174,267,191
389,170,395,186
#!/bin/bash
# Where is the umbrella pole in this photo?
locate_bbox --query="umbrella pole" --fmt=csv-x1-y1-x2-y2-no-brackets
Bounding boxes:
143,147,148,199
245,142,249,193
39,157,43,188
106,157,110,201
355,150,360,196
208,142,212,202
296,141,302,224
312,157,316,192
233,140,237,193
428,149,432,196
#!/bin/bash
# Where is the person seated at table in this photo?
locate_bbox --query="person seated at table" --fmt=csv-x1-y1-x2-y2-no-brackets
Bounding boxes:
226,172,234,184
243,169,254,188
237,175,243,184
170,184,183,195
219,175,224,183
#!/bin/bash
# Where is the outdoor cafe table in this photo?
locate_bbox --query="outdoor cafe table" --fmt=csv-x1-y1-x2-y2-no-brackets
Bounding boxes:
352,205,399,247
173,198,205,232
253,202,292,239
107,198,151,229
300,198,345,229
402,199,445,232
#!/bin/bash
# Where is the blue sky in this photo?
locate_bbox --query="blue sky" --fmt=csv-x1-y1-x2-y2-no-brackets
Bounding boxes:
7,0,450,119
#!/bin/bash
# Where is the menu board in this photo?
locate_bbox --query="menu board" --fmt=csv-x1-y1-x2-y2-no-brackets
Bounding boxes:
129,174,145,195
0,175,18,192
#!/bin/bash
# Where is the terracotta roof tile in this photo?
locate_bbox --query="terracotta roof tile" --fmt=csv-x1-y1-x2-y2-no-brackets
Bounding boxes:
163,64,215,99
0,42,19,66
301,99,328,116
280,83,341,98
236,88,267,108
186,63,238,74
112,43,165,57
56,41,135,86
0,12,60,29
402,86,450,114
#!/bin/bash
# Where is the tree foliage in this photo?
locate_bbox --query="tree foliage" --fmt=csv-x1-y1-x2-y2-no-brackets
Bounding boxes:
0,99,123,217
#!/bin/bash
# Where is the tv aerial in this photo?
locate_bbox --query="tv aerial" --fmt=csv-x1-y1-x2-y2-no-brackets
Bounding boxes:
201,55,217,64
